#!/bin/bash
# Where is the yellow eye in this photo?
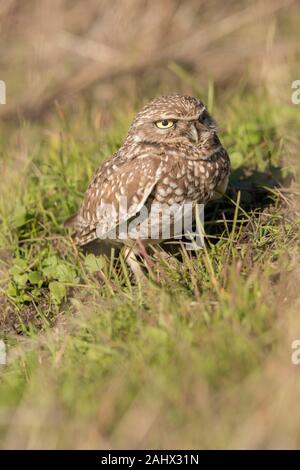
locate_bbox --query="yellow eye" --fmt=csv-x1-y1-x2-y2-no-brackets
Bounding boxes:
155,119,175,129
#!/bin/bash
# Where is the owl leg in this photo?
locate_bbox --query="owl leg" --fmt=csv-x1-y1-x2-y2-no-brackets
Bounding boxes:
136,238,155,268
123,246,146,281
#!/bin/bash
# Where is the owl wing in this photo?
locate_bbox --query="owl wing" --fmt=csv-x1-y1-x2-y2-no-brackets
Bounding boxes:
68,154,164,245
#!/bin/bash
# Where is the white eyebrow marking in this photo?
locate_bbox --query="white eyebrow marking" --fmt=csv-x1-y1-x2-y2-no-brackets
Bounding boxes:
198,106,207,117
158,106,207,121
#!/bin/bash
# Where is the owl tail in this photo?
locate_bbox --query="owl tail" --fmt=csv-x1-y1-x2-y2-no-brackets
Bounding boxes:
64,213,79,228
65,213,97,246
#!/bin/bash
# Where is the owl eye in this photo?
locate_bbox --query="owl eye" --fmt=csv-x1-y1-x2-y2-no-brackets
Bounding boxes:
155,119,175,129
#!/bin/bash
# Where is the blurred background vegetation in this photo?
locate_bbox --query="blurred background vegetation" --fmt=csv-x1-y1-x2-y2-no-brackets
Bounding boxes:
0,0,300,450
0,0,299,121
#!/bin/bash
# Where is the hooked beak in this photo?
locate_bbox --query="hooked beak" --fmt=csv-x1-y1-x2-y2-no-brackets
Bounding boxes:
189,123,199,143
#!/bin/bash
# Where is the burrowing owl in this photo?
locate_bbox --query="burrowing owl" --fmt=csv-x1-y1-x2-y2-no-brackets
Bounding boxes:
66,95,230,253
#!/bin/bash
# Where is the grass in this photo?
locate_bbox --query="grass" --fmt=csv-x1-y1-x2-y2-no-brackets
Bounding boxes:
0,81,299,449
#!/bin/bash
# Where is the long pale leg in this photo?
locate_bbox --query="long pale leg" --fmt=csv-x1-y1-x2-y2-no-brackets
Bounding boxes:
123,246,145,281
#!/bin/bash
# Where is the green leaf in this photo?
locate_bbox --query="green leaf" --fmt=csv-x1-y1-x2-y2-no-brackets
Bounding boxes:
42,258,77,283
11,205,27,228
42,255,58,268
43,265,58,279
84,254,106,273
10,258,28,275
49,281,66,304
6,282,18,297
12,273,28,288
56,263,78,283
19,293,32,302
28,271,42,285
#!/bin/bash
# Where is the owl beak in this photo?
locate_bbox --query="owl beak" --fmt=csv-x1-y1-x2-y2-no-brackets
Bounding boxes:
190,123,199,143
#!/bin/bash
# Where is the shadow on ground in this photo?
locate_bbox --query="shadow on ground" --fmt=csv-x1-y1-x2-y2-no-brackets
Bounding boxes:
202,163,293,245
82,163,293,259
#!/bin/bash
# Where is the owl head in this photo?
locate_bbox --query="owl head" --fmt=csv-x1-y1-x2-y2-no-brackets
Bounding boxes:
129,95,218,148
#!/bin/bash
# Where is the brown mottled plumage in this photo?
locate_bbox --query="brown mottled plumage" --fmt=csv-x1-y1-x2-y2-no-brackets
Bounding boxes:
66,95,230,247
